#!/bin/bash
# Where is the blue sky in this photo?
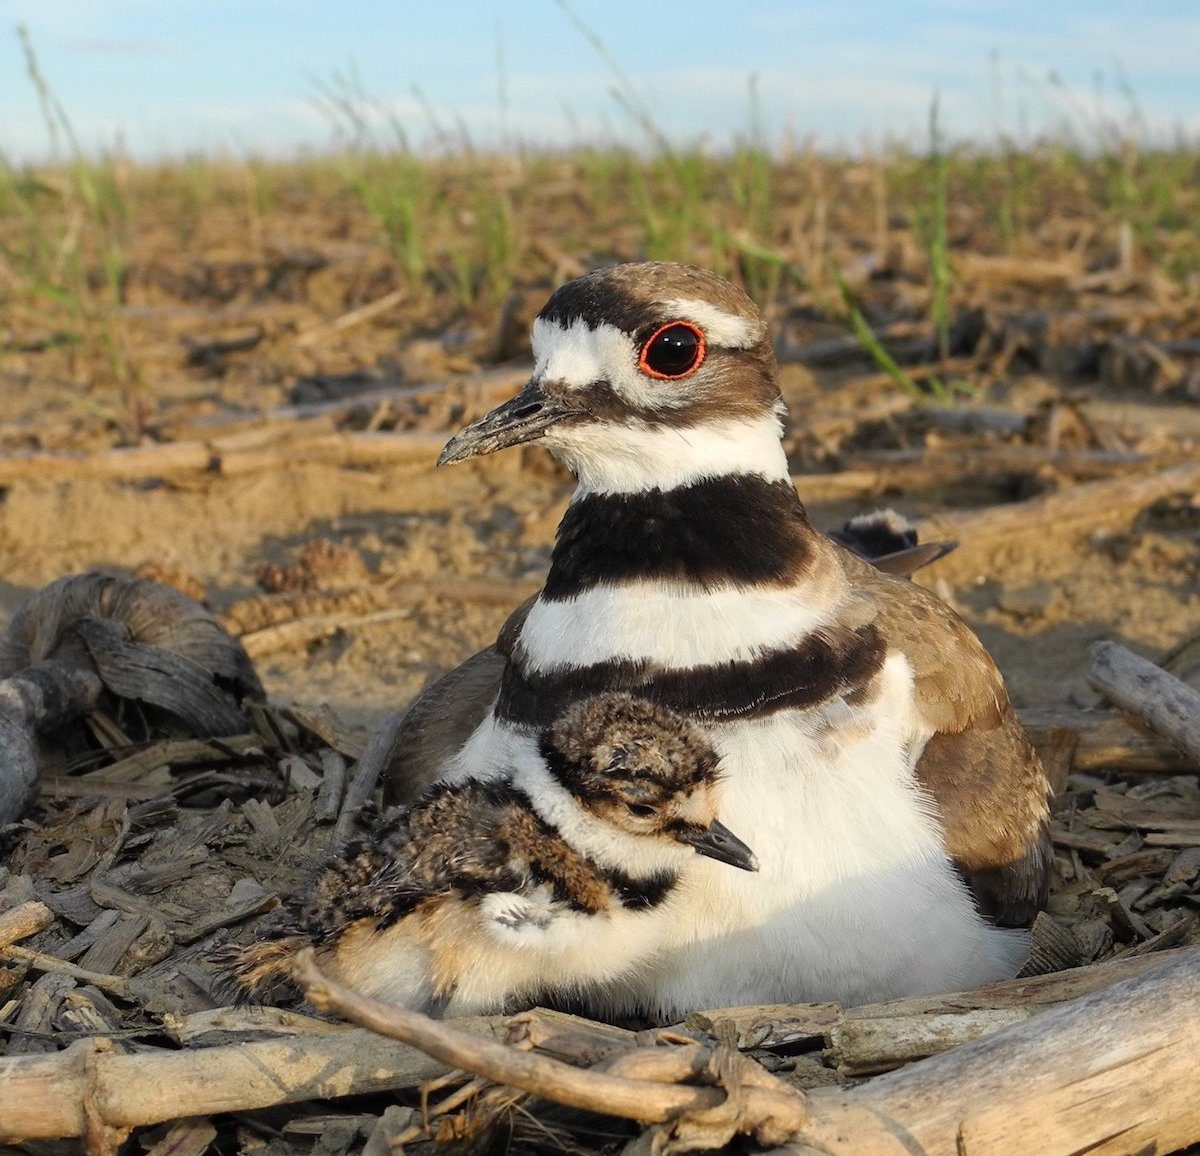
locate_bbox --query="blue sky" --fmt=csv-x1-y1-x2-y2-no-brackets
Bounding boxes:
3,1,1197,159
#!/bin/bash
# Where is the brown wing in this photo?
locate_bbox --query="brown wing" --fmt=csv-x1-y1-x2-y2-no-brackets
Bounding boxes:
839,547,1051,926
382,594,538,806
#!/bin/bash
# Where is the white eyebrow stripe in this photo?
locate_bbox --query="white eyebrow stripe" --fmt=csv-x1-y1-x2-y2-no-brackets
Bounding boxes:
660,298,762,348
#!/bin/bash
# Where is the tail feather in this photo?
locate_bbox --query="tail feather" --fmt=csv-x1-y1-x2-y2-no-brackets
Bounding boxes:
209,843,421,1006
211,935,311,1003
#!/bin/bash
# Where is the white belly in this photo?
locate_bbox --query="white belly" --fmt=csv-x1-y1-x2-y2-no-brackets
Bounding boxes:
443,653,1027,1014
636,681,1028,1014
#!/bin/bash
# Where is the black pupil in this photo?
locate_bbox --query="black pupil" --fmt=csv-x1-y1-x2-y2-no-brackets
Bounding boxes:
630,803,656,817
644,325,700,376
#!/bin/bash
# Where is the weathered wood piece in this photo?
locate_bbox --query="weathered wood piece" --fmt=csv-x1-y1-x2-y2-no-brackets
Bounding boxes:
830,1007,1035,1076
0,663,102,824
0,573,263,825
7,972,76,1056
291,951,808,1147
922,461,1200,564
688,948,1190,1071
0,901,54,949
1088,640,1200,764
2,950,1197,1152
140,1118,216,1156
0,1030,453,1150
1018,704,1192,773
0,1009,628,1148
799,949,1200,1156
314,749,348,823
332,712,403,847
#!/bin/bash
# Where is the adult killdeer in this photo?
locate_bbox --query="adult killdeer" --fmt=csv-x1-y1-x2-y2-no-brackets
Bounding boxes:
228,693,756,1016
397,262,1048,1014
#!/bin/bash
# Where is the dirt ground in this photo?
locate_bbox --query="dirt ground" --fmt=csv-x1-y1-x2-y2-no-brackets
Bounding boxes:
2,155,1198,725
2,360,1197,728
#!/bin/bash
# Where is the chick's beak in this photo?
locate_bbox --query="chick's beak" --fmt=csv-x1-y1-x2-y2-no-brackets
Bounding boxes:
684,819,760,872
437,380,578,466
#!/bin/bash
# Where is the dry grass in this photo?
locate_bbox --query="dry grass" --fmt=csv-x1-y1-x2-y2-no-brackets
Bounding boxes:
3,131,1199,436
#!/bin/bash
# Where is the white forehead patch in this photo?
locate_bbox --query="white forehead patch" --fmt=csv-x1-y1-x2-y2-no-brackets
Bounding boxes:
660,298,762,349
532,316,636,387
531,316,683,410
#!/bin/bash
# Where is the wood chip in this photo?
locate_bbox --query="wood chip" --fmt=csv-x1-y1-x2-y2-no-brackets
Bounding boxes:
77,913,150,976
142,1117,217,1156
8,972,75,1055
0,901,54,949
315,749,348,823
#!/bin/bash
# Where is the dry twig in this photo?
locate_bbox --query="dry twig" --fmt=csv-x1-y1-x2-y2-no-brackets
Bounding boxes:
923,461,1200,565
292,949,810,1148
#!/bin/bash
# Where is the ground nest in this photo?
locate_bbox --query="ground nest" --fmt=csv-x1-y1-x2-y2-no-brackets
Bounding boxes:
0,555,1197,1155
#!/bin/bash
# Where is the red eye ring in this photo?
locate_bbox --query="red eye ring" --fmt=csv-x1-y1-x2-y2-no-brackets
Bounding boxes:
638,321,706,380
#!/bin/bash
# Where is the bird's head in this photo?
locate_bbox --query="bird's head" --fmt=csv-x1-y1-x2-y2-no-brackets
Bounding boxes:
438,262,788,494
541,693,759,872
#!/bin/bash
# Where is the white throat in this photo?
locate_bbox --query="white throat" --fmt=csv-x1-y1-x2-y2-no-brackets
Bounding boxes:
546,414,791,497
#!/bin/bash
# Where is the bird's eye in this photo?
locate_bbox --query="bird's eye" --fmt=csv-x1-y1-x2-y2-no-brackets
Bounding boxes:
628,803,656,818
638,322,706,380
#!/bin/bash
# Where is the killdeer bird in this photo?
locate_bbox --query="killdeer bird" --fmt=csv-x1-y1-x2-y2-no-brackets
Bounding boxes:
398,262,1048,1014
227,693,757,1016
829,508,956,576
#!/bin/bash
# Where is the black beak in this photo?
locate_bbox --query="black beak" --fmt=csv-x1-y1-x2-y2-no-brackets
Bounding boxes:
683,819,759,873
437,380,579,466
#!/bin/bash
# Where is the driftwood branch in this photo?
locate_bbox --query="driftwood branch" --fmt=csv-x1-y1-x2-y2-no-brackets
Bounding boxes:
291,948,1200,1156
686,947,1191,1074
0,1025,458,1151
1,949,1196,1152
1017,704,1193,774
292,950,810,1148
922,461,1200,569
1088,640,1200,764
798,948,1200,1156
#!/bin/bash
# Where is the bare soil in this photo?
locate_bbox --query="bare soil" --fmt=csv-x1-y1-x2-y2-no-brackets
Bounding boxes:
2,157,1197,724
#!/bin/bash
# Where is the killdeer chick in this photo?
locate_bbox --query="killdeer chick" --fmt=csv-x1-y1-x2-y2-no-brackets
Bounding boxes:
829,509,956,576
405,261,1048,1015
227,694,756,1016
